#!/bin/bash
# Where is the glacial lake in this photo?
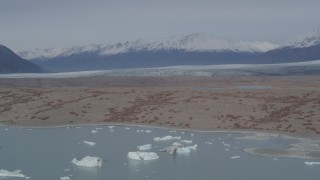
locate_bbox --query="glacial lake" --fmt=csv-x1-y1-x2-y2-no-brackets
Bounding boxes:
0,125,319,180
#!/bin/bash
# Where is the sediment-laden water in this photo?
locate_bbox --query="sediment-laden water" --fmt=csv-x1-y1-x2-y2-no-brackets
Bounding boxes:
0,125,319,180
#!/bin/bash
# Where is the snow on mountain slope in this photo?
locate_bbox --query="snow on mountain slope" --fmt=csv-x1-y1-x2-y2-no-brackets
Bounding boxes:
284,29,320,48
16,33,278,60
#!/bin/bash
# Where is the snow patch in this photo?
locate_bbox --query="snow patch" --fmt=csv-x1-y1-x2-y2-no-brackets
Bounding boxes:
127,152,159,161
71,156,103,167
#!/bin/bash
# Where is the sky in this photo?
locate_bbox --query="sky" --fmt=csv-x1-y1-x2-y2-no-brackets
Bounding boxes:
1,0,320,51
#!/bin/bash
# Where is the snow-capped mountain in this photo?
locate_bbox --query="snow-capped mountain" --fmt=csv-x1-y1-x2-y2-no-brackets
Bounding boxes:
17,33,278,60
284,29,320,48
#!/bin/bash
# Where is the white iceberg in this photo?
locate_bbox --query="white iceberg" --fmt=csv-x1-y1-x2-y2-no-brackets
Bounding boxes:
172,142,182,146
0,169,30,179
108,126,114,129
304,161,320,166
145,130,152,133
230,156,240,159
137,144,152,151
154,135,181,141
91,130,98,134
96,127,103,130
205,141,212,145
127,152,159,161
71,156,103,167
180,140,193,144
176,144,198,155
125,127,130,130
60,176,70,180
83,141,96,146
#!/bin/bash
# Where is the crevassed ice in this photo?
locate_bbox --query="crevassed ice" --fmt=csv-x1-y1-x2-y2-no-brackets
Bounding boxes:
176,144,198,155
137,144,152,151
154,135,181,141
0,169,30,179
71,156,103,167
127,152,159,161
83,141,96,146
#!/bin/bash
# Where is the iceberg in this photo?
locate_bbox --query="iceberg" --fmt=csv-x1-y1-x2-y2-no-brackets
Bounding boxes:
145,130,152,133
125,127,130,130
154,135,181,141
71,156,103,167
83,141,96,146
60,176,70,180
137,144,152,151
172,142,182,146
127,152,159,161
304,162,320,166
231,156,240,159
205,141,212,145
0,169,30,179
176,144,198,155
91,130,98,134
180,140,193,144
108,126,114,129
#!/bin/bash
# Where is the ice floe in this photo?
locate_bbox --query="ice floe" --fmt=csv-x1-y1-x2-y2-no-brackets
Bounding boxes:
205,141,212,145
304,162,320,166
172,142,182,146
154,135,181,141
60,176,70,180
180,140,193,144
0,169,30,179
137,144,152,151
108,126,114,129
83,141,96,146
125,127,130,130
176,144,198,155
145,130,152,133
230,156,240,159
96,127,103,130
127,152,159,161
71,156,103,167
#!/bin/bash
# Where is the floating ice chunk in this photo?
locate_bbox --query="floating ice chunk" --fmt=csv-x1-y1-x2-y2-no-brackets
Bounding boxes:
64,169,70,172
71,156,103,167
181,132,185,134
190,134,194,137
125,127,130,130
83,141,96,146
169,130,177,133
0,169,30,179
60,176,70,180
225,149,229,151
91,130,98,134
137,144,152,151
4,128,8,131
205,141,212,145
108,126,114,129
231,156,240,159
154,136,181,141
136,130,144,133
180,140,193,144
172,142,182,146
96,127,103,130
145,130,152,133
109,129,114,132
127,152,159,160
176,144,198,155
304,162,320,166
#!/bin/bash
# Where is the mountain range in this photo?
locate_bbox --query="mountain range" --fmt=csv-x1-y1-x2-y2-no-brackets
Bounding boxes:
2,30,320,73
0,45,45,74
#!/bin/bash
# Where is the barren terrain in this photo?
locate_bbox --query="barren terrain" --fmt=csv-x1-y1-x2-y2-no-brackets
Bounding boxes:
1,76,320,137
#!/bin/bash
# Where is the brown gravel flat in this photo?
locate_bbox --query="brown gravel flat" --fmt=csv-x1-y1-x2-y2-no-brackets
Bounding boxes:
1,75,320,138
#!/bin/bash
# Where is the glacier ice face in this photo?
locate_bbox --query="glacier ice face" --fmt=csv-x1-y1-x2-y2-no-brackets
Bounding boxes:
127,152,159,161
154,135,181,141
0,169,30,179
137,144,152,151
71,156,103,167
83,141,96,146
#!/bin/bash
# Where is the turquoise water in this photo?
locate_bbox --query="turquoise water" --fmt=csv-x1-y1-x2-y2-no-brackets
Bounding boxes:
0,125,319,180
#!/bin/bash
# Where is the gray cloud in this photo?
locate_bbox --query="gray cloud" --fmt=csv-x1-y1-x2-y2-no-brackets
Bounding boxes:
1,0,319,50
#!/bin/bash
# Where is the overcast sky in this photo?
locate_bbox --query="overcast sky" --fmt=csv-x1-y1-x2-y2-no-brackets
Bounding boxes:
1,0,319,50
